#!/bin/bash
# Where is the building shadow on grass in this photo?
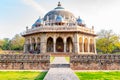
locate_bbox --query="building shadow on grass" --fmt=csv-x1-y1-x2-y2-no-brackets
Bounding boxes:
34,72,47,80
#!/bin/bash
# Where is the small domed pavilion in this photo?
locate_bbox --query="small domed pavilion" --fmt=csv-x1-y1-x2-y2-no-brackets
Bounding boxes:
22,2,97,54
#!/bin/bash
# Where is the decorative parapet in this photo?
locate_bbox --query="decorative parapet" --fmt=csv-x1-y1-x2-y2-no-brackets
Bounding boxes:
0,54,50,62
0,54,50,70
70,54,120,70
21,26,95,36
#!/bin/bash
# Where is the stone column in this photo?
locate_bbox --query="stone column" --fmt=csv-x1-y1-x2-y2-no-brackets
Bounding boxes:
82,36,84,54
94,38,97,54
74,33,79,53
40,34,46,53
23,44,27,53
53,37,56,53
77,38,80,53
35,37,38,49
30,38,33,51
40,42,46,53
88,37,90,53
64,38,66,53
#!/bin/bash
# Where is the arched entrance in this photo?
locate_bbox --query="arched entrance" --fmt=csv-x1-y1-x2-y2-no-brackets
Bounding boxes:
84,38,88,52
56,37,64,52
32,38,36,51
47,37,53,52
27,39,30,52
90,39,94,53
36,37,40,53
79,37,82,52
66,37,73,52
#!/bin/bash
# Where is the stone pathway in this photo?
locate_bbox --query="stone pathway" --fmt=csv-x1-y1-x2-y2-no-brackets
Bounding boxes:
44,57,79,80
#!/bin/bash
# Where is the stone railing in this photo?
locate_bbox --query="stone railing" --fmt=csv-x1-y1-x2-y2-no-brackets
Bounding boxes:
70,54,120,70
0,50,23,54
0,54,50,70
22,26,94,36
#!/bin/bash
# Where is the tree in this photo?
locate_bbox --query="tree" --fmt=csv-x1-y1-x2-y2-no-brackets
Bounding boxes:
10,34,25,50
96,29,120,53
2,38,10,50
0,39,4,50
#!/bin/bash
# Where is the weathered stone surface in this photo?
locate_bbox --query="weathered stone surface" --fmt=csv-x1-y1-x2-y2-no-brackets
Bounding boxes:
0,54,50,70
44,57,79,80
70,54,120,70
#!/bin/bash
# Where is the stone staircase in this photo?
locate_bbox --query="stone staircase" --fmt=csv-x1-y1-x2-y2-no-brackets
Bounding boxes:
44,57,79,80
50,64,70,68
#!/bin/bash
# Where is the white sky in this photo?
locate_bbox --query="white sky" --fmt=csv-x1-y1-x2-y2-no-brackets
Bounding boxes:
0,0,120,39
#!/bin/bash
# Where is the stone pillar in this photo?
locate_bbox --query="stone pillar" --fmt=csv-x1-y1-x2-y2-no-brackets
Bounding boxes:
88,37,90,53
40,42,46,53
30,38,33,51
53,37,56,53
74,33,79,53
82,36,84,54
77,38,80,53
24,44,27,53
94,38,97,54
35,37,38,51
64,38,66,53
40,34,46,53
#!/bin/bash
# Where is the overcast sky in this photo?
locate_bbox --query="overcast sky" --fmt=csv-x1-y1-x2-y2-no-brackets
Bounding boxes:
0,0,120,39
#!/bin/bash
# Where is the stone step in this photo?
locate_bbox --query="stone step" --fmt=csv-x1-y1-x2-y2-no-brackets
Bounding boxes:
44,68,79,80
50,64,70,68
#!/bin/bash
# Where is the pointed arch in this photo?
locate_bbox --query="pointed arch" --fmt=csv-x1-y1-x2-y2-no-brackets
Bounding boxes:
27,39,30,52
90,39,94,52
56,37,64,52
47,37,53,52
66,37,73,52
37,37,40,44
84,38,88,52
36,37,41,53
79,37,82,52
32,38,36,51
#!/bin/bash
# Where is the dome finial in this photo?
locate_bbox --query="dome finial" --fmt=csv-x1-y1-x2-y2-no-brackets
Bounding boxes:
58,2,61,6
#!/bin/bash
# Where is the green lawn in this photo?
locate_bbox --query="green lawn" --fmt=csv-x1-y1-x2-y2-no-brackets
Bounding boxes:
75,71,120,80
0,71,47,80
65,57,70,63
50,56,55,63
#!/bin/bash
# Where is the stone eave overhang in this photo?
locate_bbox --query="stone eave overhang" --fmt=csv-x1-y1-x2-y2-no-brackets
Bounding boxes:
22,31,97,37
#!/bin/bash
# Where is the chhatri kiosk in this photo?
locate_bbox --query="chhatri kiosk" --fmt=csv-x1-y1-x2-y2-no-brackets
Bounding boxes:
22,2,97,54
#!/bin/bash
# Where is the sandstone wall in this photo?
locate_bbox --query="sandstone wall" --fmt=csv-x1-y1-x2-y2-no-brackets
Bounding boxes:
70,54,120,70
0,54,50,70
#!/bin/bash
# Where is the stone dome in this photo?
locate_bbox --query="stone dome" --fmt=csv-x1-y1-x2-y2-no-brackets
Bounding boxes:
32,17,43,28
56,15,64,22
77,17,82,24
43,2,76,22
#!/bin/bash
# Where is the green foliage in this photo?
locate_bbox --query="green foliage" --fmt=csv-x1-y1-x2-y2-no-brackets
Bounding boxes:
0,39,4,49
115,41,120,49
10,34,25,50
65,57,70,62
50,56,55,63
75,71,120,80
96,29,120,53
2,38,10,50
0,34,25,50
0,38,11,50
35,72,47,80
0,71,47,80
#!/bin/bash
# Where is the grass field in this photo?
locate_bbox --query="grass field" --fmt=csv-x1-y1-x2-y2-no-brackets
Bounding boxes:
65,57,70,62
0,71,120,80
0,71,47,80
75,71,120,80
50,56,55,63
